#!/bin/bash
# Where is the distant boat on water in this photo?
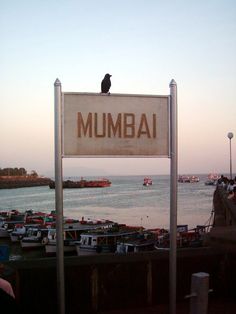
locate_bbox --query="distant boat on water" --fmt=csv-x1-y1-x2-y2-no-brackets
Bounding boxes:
49,178,111,189
178,175,200,183
143,177,152,186
204,173,219,186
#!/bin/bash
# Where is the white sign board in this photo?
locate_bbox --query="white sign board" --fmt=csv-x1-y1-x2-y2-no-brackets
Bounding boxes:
62,93,169,157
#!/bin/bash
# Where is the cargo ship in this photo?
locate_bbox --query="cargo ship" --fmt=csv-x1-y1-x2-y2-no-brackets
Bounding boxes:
49,178,111,189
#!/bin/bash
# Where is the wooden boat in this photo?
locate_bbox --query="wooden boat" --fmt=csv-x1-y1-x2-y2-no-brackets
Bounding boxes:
0,219,26,238
44,227,89,255
49,178,111,189
10,224,27,242
0,210,25,238
43,228,77,255
155,225,206,249
76,230,138,255
0,224,10,238
178,175,199,183
205,173,219,186
190,176,200,183
20,227,50,249
177,226,206,248
116,236,155,254
44,221,116,255
117,239,155,253
0,210,55,240
10,223,42,242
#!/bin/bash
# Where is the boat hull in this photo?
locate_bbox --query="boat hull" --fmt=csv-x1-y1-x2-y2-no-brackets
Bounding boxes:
0,229,10,238
10,234,22,242
21,239,44,249
45,241,76,255
76,244,115,256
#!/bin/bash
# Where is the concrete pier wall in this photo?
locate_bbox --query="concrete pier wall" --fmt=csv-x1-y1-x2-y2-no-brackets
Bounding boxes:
213,186,236,226
208,187,236,251
5,248,236,314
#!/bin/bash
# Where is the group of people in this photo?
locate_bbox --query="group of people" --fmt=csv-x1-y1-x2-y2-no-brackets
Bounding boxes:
217,175,236,204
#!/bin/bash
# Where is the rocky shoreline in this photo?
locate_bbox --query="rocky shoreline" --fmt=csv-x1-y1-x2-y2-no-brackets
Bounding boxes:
0,176,52,189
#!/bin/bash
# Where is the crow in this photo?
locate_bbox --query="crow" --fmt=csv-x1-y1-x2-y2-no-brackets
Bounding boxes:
101,73,112,93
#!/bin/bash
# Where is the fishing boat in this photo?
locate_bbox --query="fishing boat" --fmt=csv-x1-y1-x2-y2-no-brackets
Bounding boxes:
43,228,78,255
205,173,219,186
10,224,28,242
178,175,199,183
10,223,43,242
177,225,206,248
116,235,155,253
143,177,152,186
49,178,111,189
0,217,26,238
178,175,188,183
20,227,50,249
156,225,206,249
190,176,200,183
0,221,11,238
76,229,138,255
44,220,116,255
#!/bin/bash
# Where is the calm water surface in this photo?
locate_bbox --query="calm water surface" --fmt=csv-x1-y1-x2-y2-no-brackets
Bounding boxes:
0,175,215,229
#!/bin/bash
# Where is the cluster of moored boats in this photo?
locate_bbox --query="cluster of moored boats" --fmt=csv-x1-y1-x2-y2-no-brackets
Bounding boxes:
178,173,221,186
178,175,200,183
0,209,207,258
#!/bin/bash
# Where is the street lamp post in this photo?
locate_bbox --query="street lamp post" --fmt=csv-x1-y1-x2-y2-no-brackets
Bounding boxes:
227,132,234,179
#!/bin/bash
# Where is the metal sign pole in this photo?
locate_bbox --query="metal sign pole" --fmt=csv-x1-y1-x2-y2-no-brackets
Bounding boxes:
54,78,65,314
169,79,178,314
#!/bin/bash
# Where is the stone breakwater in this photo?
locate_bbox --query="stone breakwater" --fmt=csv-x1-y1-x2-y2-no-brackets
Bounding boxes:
0,176,52,189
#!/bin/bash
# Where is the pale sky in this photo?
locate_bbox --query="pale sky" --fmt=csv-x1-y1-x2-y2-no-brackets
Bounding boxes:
1,0,235,177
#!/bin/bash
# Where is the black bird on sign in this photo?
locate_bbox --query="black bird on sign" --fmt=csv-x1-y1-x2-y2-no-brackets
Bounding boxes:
101,73,112,94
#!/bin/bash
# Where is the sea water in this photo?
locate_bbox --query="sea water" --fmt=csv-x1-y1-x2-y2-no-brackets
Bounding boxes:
0,175,215,230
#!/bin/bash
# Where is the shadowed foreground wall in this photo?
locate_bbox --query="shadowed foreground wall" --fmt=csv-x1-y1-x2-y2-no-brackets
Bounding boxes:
5,248,236,314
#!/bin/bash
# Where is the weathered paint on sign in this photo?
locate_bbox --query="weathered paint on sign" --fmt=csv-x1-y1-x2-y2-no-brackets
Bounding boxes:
63,93,169,157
